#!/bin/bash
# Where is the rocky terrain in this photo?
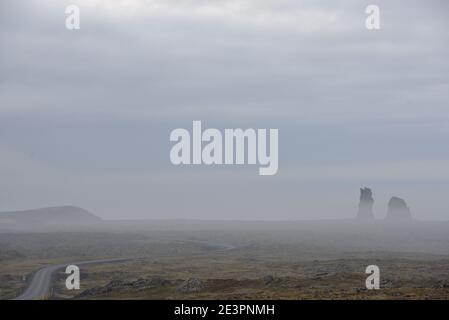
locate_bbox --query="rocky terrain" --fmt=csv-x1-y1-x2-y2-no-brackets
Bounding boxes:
1,208,449,300
50,250,449,300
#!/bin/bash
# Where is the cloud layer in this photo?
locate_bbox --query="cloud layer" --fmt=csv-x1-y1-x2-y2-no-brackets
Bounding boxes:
1,0,448,219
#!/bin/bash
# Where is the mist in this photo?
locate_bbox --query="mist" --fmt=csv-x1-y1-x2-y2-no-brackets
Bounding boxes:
1,0,448,220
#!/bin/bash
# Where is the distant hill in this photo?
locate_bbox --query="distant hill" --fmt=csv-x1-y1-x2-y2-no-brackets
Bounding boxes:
0,206,101,229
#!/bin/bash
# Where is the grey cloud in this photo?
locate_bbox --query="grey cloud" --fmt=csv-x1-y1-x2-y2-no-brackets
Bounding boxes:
0,0,448,219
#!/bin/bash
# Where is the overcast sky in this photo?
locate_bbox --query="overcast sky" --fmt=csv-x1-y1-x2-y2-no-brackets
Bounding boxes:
1,0,448,220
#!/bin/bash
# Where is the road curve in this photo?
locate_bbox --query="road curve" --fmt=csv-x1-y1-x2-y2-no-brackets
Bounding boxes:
14,258,130,300
14,240,235,300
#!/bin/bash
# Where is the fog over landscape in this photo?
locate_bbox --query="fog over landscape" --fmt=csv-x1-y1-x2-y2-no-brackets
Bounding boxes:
1,0,449,220
1,1,449,302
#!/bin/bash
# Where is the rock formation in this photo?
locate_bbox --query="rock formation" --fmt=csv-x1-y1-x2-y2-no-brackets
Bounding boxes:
386,197,412,220
177,278,205,293
77,276,171,297
357,187,374,219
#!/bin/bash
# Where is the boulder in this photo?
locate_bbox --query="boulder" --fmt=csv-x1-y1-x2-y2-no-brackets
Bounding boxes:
176,278,205,293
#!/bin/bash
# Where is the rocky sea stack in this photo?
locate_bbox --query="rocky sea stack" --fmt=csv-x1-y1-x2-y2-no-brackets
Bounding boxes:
357,187,374,219
386,197,412,220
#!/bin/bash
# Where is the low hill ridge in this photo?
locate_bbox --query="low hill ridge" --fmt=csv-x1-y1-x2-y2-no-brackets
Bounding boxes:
0,206,101,228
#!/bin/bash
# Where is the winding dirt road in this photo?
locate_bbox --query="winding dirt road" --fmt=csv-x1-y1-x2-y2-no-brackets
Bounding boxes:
14,239,235,300
14,258,130,300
